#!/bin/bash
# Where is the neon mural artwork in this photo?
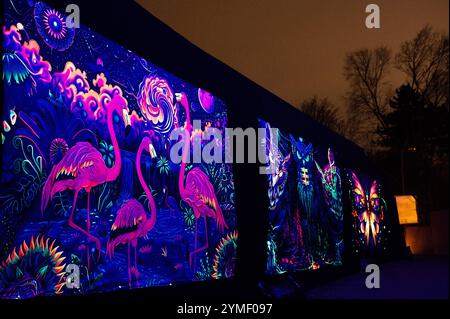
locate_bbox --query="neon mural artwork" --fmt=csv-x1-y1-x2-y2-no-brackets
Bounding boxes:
290,134,318,259
0,235,66,299
3,24,52,94
107,136,157,288
315,149,343,263
34,1,75,51
41,94,128,269
212,231,238,280
137,75,178,134
198,88,215,114
347,171,387,253
263,121,291,274
265,122,291,211
177,92,228,271
1,1,236,299
261,119,343,274
290,135,314,220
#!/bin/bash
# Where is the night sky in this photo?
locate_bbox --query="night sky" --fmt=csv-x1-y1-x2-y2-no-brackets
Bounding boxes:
138,0,449,113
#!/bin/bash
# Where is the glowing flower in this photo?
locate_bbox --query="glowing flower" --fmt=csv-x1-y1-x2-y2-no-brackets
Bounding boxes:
182,207,195,230
49,138,69,165
34,2,75,51
212,231,238,280
99,140,115,168
156,156,170,175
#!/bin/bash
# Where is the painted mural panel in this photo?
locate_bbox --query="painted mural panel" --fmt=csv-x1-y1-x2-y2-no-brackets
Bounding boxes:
261,120,343,274
346,170,389,255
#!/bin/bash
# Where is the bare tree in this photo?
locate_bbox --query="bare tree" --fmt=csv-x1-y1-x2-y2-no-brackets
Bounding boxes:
395,26,449,107
344,47,392,127
299,96,346,134
343,47,392,148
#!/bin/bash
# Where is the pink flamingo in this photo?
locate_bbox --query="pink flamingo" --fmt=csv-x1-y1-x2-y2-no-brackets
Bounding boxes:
106,136,157,288
41,94,129,267
176,92,228,270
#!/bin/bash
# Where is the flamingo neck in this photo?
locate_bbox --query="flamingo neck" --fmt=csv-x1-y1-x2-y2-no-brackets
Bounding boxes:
106,102,122,182
178,98,191,197
137,139,156,229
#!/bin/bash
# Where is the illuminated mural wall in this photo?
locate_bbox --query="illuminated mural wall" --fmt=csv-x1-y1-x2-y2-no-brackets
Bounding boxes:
345,170,389,256
1,1,237,299
261,117,394,273
261,120,344,274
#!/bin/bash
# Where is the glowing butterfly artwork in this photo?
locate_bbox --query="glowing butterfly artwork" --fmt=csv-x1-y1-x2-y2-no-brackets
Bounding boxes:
349,171,386,250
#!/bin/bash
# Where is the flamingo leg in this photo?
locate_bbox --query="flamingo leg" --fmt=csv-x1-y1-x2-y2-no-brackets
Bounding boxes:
86,190,91,270
87,190,101,262
190,216,209,272
87,190,91,233
128,241,131,289
133,240,139,287
134,244,137,271
68,190,101,266
189,218,198,268
193,219,198,271
69,191,100,255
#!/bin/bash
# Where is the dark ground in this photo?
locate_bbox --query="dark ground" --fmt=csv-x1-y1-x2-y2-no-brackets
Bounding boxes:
305,255,449,299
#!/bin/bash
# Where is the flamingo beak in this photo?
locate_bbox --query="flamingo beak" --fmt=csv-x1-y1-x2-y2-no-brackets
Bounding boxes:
148,143,157,159
122,109,131,127
123,109,131,136
175,92,188,108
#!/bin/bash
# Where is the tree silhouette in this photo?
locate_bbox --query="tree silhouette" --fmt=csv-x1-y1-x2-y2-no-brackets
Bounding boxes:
377,84,448,204
379,85,448,161
343,47,392,149
299,96,347,135
396,26,449,107
378,85,423,151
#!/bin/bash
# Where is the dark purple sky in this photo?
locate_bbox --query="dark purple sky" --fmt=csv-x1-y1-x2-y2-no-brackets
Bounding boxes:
138,0,449,111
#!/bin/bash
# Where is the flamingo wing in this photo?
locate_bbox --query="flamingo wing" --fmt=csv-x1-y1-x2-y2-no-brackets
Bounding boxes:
185,167,227,231
41,142,106,213
185,168,218,211
55,142,106,181
107,199,146,257
111,199,146,230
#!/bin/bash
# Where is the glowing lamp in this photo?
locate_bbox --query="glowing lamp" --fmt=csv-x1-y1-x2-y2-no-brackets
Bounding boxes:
395,195,419,224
